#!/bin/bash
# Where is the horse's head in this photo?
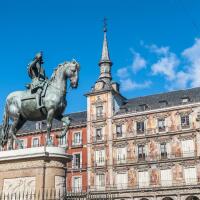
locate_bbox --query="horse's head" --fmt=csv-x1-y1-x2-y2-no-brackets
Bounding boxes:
64,59,80,89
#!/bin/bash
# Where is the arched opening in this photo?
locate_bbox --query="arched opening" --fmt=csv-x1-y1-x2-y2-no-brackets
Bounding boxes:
186,196,200,200
163,198,174,200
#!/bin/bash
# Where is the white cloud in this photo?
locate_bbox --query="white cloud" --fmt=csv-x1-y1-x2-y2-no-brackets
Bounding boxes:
130,50,147,73
182,38,200,87
120,78,152,91
142,43,170,55
151,52,179,80
117,67,129,79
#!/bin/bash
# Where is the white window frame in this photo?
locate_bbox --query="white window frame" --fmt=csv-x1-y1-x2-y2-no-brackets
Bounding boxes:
181,139,195,157
184,167,197,185
138,171,149,188
95,173,105,190
72,131,82,146
32,137,40,147
72,152,82,169
72,176,82,192
116,147,127,164
116,172,128,189
160,169,172,186
58,135,67,146
96,106,103,118
95,150,105,166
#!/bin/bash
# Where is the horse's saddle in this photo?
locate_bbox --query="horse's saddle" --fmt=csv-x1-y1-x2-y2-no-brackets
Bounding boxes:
21,81,49,101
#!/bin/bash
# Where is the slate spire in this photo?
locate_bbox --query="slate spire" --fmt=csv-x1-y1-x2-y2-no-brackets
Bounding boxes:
98,18,113,81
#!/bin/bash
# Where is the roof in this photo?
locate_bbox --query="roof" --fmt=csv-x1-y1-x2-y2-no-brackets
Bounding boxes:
17,111,87,134
117,87,200,115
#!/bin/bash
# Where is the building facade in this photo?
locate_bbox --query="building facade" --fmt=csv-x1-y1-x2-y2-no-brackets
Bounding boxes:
86,27,200,200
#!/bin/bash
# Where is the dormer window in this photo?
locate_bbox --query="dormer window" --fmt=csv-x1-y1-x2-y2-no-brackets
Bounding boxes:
139,104,148,111
36,121,42,130
182,97,190,103
159,100,168,107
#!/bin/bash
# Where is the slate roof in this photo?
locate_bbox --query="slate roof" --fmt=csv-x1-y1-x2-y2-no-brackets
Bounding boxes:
117,87,200,115
17,111,87,134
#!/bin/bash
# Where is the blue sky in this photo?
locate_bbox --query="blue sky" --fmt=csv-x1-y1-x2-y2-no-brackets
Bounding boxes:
0,0,200,121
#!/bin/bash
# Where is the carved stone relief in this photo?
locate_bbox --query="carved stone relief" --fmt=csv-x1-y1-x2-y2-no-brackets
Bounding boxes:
55,176,65,194
3,177,36,195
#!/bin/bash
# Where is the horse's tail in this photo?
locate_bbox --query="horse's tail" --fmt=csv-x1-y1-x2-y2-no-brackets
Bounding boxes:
0,105,9,146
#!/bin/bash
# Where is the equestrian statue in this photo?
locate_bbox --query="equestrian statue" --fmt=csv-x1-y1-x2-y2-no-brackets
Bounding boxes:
0,52,80,149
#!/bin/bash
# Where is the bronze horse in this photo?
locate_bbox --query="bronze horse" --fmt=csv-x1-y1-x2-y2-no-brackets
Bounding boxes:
0,60,80,149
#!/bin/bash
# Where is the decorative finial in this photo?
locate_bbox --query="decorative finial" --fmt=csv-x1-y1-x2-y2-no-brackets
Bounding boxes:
103,17,107,32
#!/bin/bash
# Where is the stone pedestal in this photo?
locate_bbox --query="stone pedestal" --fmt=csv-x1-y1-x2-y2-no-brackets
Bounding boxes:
0,146,71,196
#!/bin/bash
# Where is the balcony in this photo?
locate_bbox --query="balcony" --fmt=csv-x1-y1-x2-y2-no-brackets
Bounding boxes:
89,178,199,192
92,136,106,144
91,113,106,121
112,151,197,166
67,161,87,171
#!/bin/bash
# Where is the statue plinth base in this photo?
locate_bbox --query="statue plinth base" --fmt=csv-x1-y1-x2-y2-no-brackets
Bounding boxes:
0,146,71,196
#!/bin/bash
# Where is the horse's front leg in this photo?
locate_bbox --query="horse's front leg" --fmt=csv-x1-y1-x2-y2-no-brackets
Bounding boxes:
46,109,55,146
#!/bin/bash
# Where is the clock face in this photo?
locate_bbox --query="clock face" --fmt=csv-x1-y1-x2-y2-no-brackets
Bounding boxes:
95,81,104,90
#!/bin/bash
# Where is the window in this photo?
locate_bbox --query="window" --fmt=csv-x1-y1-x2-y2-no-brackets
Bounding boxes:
181,140,195,157
18,139,27,149
139,104,148,111
160,169,172,186
116,147,126,164
95,150,105,166
73,132,81,145
73,153,81,169
160,143,167,159
32,138,39,147
96,128,102,141
116,173,128,189
182,97,189,103
159,100,168,107
138,171,149,188
96,106,103,118
184,167,197,185
136,121,145,134
138,145,146,161
58,135,67,146
73,176,82,192
96,174,105,190
158,118,165,132
35,121,42,130
116,125,122,137
181,115,190,128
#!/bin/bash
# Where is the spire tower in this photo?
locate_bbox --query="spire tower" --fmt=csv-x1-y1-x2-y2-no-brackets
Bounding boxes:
98,18,113,81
